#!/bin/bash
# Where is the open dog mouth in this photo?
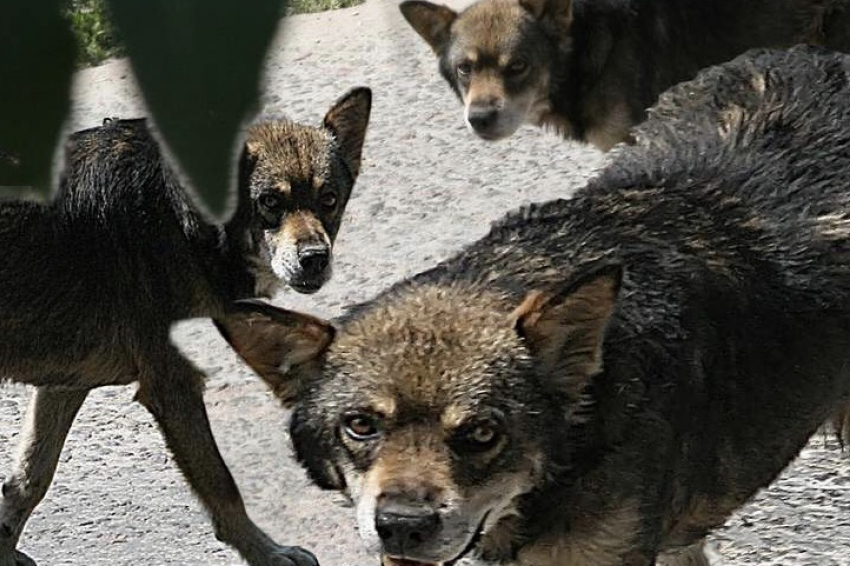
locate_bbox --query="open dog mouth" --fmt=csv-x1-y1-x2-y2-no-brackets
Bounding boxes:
381,512,489,566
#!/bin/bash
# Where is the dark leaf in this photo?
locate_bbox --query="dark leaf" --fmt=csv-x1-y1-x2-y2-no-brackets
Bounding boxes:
0,0,76,196
106,0,288,219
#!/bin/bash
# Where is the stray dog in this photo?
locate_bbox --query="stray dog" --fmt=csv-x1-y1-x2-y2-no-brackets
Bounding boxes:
0,86,371,566
400,0,850,149
218,47,850,566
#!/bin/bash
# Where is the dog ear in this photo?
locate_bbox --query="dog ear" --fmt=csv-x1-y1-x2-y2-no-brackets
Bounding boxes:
400,1,458,54
519,0,572,33
215,300,335,406
513,262,621,399
323,86,372,179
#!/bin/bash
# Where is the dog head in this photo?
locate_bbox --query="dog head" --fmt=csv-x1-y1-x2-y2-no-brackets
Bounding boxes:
401,0,572,141
234,87,371,295
218,262,622,565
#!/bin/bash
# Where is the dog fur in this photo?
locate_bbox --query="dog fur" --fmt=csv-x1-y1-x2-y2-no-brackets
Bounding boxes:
400,0,850,149
220,47,850,566
0,87,371,566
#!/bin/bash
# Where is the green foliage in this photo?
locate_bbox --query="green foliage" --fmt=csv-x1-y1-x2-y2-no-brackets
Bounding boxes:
0,0,76,192
107,0,284,218
65,0,366,68
66,0,124,67
287,0,364,14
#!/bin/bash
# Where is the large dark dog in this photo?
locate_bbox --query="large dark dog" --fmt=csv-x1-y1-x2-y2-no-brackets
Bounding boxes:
0,88,370,566
220,47,850,566
401,0,850,149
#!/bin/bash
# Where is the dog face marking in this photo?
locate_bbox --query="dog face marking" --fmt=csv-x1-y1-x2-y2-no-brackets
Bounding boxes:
401,0,571,140
220,263,622,566
244,87,370,294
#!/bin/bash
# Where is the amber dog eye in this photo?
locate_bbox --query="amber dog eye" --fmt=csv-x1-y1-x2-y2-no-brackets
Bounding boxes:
469,424,497,445
457,61,473,78
453,420,503,454
342,412,382,441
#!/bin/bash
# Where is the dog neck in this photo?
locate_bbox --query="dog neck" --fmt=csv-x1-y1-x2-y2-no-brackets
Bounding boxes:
218,202,275,303
564,1,625,137
543,0,648,148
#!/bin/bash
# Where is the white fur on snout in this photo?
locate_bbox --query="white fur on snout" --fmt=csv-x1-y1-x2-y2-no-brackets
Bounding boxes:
266,228,301,282
248,241,283,297
351,467,383,554
249,222,334,297
260,222,333,290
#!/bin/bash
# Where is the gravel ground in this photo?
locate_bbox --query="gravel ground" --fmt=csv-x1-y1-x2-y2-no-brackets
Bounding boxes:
1,1,849,565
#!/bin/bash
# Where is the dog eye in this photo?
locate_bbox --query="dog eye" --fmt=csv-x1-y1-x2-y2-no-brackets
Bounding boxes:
320,191,338,210
506,60,528,76
342,412,382,441
258,192,283,210
455,421,502,454
470,424,496,444
457,61,473,78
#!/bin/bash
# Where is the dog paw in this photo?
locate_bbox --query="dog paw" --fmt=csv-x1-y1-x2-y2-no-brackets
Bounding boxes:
266,545,319,566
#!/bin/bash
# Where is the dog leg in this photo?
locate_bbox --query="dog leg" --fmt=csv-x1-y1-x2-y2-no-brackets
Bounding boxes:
135,348,318,566
0,387,89,566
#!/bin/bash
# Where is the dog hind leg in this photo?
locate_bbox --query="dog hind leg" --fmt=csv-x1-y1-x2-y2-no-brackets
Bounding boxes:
134,347,318,566
0,387,89,566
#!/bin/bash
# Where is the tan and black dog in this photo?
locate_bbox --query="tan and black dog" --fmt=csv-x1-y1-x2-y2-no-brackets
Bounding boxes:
0,87,370,566
220,47,850,566
401,0,850,149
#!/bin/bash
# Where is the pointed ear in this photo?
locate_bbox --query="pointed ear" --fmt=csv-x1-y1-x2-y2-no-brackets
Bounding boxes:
400,1,458,54
215,300,335,406
519,0,572,34
323,87,372,180
513,262,622,399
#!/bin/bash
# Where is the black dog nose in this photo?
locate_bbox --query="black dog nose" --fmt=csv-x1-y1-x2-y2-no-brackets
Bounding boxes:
467,106,499,131
375,506,440,553
297,245,329,275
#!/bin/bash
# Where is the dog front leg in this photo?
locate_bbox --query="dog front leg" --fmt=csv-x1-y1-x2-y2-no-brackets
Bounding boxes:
135,349,318,566
0,386,89,566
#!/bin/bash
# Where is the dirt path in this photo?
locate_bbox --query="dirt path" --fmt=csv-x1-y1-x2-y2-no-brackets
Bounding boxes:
1,1,848,565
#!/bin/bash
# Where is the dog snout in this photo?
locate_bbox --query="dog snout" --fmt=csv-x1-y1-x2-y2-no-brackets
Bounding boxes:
297,243,330,277
467,105,500,133
375,501,441,555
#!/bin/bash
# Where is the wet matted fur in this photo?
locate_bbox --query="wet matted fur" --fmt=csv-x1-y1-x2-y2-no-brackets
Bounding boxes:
220,47,850,566
0,87,370,566
401,0,850,149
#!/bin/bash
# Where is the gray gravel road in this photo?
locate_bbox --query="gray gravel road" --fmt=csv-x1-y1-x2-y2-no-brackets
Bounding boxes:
1,1,849,565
